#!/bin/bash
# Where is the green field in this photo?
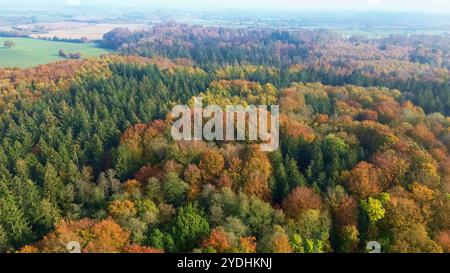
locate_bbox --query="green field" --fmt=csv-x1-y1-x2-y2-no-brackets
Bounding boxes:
0,37,111,68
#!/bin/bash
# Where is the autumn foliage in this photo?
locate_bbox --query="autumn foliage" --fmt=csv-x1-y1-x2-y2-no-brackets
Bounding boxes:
282,187,323,218
1,32,450,254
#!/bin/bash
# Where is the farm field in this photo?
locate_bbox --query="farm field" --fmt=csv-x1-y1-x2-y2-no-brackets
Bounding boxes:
24,22,150,40
0,37,110,68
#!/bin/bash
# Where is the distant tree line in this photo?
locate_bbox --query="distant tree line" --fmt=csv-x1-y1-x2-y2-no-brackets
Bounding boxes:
0,31,29,38
41,36,90,44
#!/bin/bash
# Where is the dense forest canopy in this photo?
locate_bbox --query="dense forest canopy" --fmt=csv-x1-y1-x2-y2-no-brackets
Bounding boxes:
102,24,450,115
0,23,449,253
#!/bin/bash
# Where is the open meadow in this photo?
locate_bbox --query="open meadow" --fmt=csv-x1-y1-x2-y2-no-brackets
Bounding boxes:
0,37,110,68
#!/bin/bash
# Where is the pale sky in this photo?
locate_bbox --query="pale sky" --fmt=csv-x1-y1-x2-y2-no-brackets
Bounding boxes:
3,0,450,14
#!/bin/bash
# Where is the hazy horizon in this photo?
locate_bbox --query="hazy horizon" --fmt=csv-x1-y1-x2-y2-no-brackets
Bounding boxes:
1,0,450,14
